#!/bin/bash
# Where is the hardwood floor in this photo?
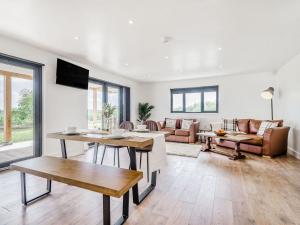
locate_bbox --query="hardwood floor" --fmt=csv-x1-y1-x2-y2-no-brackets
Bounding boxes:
1,145,300,225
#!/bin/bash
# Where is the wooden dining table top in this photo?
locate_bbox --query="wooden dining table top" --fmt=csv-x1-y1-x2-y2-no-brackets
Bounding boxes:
47,131,156,148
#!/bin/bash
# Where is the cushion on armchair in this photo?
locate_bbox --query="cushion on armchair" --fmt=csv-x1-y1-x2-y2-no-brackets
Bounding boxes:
175,129,190,136
181,119,193,130
257,121,279,136
165,118,176,128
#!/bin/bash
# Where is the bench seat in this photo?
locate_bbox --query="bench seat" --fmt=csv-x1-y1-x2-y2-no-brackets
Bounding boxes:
11,156,143,225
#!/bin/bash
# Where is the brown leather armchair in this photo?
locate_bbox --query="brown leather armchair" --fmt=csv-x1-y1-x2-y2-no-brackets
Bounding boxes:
263,127,290,157
157,119,200,143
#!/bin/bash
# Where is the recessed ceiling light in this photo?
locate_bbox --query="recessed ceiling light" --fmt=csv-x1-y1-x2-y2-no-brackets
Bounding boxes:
124,63,129,66
128,20,134,25
74,36,79,40
218,47,222,51
164,56,169,60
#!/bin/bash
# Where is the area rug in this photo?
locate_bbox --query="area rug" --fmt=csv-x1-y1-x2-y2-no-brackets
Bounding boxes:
166,142,202,158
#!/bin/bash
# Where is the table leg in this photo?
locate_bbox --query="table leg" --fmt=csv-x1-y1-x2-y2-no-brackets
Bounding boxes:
129,147,157,205
202,136,212,151
93,143,99,164
60,139,67,159
229,142,246,160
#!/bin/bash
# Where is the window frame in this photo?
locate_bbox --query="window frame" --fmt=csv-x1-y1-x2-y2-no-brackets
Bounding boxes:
88,77,130,125
170,85,219,113
0,52,43,169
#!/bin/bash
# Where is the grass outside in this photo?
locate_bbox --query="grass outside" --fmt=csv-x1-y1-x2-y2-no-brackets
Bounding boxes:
0,128,33,143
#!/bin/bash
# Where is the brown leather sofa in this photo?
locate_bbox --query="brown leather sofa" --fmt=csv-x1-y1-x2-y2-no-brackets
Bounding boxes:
157,119,200,143
216,119,290,157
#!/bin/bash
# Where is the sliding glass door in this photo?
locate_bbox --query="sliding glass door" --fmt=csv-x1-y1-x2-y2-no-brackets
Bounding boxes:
88,83,103,129
107,86,120,128
0,54,42,168
88,78,130,130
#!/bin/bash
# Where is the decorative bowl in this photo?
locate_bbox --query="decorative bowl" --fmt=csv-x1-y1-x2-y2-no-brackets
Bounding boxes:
214,131,227,136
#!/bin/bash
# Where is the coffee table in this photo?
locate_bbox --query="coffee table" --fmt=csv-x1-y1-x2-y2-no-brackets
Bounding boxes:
197,132,252,160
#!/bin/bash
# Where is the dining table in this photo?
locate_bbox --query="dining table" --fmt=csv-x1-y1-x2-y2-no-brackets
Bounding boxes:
47,130,168,205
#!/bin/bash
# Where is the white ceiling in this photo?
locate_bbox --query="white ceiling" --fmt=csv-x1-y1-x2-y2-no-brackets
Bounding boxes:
0,0,300,82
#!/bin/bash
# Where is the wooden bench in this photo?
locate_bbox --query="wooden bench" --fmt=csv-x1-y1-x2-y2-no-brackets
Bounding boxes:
10,156,143,225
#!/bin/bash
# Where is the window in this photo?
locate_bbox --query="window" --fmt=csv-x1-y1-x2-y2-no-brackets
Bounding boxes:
170,86,218,113
0,53,43,169
171,93,183,112
186,92,201,112
88,78,130,130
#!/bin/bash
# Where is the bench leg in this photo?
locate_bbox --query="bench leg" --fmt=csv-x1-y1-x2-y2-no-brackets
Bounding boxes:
20,172,51,206
103,191,129,225
103,195,111,225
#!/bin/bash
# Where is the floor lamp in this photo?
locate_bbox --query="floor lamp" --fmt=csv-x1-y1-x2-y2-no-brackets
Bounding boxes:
261,87,274,120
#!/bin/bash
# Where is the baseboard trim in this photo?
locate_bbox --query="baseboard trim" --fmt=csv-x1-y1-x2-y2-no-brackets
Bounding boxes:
288,147,300,159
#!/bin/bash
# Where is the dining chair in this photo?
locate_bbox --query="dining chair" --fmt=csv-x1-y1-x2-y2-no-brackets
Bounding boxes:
100,121,134,168
137,120,158,182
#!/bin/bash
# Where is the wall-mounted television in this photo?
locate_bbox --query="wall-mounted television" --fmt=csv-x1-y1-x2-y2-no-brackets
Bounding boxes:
56,59,89,90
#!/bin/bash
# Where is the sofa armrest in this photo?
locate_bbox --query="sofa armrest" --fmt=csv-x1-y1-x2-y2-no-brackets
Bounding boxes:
189,122,200,143
157,121,164,131
263,126,290,157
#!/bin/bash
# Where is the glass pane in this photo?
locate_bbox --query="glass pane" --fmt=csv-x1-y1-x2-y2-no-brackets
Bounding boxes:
172,93,183,111
107,86,120,128
11,77,33,143
0,64,34,165
186,92,201,112
204,91,217,111
0,75,3,143
88,83,103,129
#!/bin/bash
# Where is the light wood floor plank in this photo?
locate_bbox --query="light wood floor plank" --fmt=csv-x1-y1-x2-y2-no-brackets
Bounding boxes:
0,146,300,225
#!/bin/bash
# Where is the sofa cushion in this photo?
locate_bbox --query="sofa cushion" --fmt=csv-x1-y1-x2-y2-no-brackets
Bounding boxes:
237,119,250,133
165,118,176,128
181,119,193,130
175,129,190,136
222,118,238,131
257,121,279,136
267,120,283,127
240,134,263,146
249,119,262,134
162,127,176,135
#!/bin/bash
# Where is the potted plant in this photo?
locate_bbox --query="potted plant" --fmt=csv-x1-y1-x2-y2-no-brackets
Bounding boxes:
103,103,116,131
137,102,154,124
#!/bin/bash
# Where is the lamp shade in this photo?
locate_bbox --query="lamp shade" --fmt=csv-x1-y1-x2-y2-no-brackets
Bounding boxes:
261,87,274,100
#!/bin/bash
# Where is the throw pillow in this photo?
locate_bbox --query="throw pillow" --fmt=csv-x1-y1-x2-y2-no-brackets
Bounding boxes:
222,118,238,131
181,119,193,130
257,121,278,136
165,118,176,128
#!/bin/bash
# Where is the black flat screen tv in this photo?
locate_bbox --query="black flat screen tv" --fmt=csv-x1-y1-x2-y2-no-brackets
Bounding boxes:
56,59,89,90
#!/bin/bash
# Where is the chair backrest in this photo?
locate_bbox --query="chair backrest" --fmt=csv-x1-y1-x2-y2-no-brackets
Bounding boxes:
143,120,158,131
119,121,134,131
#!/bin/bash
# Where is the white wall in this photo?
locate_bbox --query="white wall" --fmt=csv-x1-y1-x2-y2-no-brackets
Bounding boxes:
276,53,300,158
141,72,275,129
0,35,142,157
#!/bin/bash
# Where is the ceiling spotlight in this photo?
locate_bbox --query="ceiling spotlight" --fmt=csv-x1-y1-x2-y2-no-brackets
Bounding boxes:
161,36,173,44
124,63,129,66
74,36,79,40
164,56,169,60
218,47,222,51
128,20,134,25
